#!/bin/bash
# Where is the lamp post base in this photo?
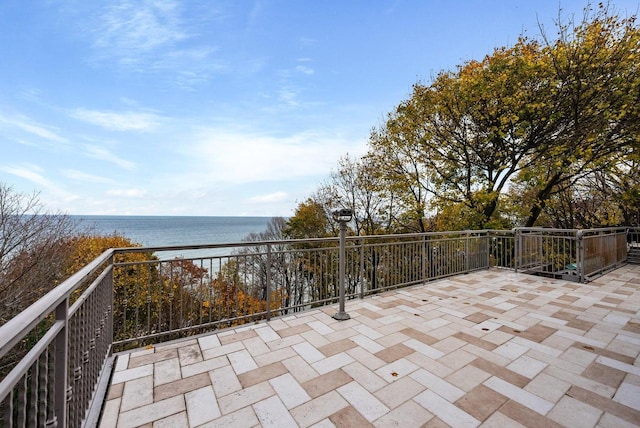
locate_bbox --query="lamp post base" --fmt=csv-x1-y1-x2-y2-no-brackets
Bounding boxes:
332,311,351,321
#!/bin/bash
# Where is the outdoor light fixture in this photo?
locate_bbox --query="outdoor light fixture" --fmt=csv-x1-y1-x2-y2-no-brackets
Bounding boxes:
332,208,353,223
332,208,353,321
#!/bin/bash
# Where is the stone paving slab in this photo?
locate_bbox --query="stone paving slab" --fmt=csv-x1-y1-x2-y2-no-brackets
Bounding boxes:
99,266,640,427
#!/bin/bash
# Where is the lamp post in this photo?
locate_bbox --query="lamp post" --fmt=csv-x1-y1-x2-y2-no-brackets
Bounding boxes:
332,208,352,321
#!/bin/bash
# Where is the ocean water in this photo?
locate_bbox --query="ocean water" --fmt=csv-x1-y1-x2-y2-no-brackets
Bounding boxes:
72,216,274,260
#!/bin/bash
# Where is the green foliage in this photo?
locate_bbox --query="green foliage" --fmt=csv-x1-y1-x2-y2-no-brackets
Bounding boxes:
294,4,639,232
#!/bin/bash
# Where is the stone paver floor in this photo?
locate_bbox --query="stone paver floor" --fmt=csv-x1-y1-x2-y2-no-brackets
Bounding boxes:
99,266,640,427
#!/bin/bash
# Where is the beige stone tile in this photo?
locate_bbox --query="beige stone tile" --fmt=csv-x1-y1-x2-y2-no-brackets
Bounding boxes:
336,381,389,422
498,400,563,428
373,399,432,427
597,412,640,428
209,365,242,397
219,328,257,344
154,372,211,402
346,346,386,371
267,333,306,351
106,382,123,400
198,406,259,428
152,411,188,427
253,395,298,428
375,357,420,383
121,375,153,412
185,386,221,426
311,351,355,375
567,385,640,426
374,375,425,409
404,351,454,377
318,338,358,357
180,355,228,378
153,338,197,352
116,395,185,428
282,355,320,384
238,361,288,388
243,336,270,356
301,329,331,348
111,364,153,384
470,357,530,388
374,343,413,363
153,357,181,386
548,395,603,427
129,348,178,368
414,389,480,428
524,372,571,403
455,384,508,422
479,411,526,428
342,361,387,393
178,343,203,366
98,397,120,428
269,372,311,409
329,405,373,427
217,381,275,415
254,346,297,366
201,340,244,359
438,348,477,371
290,390,349,428
446,364,491,392
582,362,626,388
302,368,353,398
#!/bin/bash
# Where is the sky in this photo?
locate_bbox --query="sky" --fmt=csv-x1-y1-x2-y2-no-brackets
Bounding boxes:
1,1,639,217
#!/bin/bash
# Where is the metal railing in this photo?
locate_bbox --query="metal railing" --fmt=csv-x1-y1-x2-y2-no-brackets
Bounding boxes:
629,227,640,264
0,250,113,428
0,227,636,427
513,227,633,282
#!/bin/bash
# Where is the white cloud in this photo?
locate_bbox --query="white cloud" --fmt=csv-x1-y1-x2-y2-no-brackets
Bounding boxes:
61,169,115,184
84,145,137,170
89,0,225,88
192,129,366,184
71,109,161,131
95,0,187,57
0,113,68,143
106,188,148,198
295,65,314,75
0,164,78,202
248,191,289,203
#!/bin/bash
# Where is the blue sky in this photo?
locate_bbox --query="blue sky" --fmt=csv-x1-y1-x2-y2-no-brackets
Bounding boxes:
1,1,638,216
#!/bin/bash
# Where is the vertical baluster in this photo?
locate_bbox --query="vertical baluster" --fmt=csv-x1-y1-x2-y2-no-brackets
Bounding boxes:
28,358,39,427
2,391,13,427
135,267,140,338
16,373,27,427
38,350,48,427
68,310,77,428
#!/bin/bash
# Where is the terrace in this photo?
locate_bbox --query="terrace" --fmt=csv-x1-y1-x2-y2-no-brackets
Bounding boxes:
1,227,639,427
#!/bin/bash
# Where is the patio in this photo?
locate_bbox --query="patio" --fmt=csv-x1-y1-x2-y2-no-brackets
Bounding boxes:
98,265,640,427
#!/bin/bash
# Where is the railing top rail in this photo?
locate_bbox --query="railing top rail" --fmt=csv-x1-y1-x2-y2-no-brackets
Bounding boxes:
113,230,505,256
112,236,341,254
0,248,114,359
514,227,581,233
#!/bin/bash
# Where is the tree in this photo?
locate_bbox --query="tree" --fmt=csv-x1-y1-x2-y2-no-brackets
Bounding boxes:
322,154,397,235
365,4,639,230
517,3,640,226
284,198,334,239
0,184,78,325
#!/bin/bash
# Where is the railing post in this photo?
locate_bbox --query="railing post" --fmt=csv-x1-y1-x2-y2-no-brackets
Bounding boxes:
52,299,69,428
266,244,272,321
577,230,584,283
465,232,470,272
359,238,365,299
333,220,350,321
513,228,520,273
